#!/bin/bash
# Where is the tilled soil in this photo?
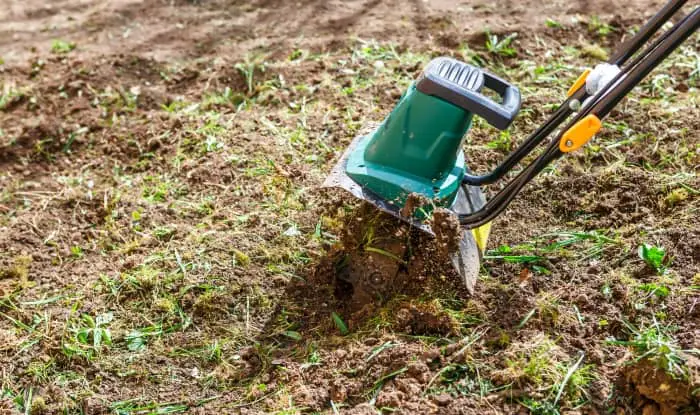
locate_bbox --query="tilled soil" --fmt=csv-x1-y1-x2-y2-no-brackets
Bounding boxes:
1,0,699,414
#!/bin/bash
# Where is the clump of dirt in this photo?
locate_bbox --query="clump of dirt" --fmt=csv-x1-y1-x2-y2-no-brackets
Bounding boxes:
332,202,412,306
313,199,469,331
430,207,463,259
0,255,33,297
394,301,458,336
399,192,430,219
619,357,699,413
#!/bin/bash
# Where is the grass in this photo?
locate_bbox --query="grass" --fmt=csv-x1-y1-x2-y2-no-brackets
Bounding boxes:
50,39,76,54
607,318,700,379
501,336,595,411
62,312,113,360
1,5,698,414
485,32,518,58
484,229,624,270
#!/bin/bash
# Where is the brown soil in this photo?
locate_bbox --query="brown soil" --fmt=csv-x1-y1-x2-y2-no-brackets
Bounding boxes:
619,357,698,414
431,207,463,259
1,0,698,414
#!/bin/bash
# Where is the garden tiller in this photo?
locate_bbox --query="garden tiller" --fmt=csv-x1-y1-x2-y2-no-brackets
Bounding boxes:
324,0,699,293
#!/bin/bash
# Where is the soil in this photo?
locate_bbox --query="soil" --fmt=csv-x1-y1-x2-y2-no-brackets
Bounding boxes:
1,0,698,414
624,359,692,410
431,207,463,259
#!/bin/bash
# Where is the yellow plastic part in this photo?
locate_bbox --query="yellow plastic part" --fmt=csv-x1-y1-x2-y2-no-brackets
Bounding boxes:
471,222,492,254
559,114,602,153
567,69,591,97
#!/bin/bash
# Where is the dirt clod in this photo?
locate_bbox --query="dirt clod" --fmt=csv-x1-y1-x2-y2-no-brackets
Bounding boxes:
623,359,693,411
431,207,463,259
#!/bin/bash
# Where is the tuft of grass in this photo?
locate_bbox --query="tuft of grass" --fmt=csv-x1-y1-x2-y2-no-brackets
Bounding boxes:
235,55,267,96
485,230,622,270
545,18,562,29
588,16,614,37
607,318,699,379
486,130,514,153
62,312,113,360
485,32,518,58
110,398,189,415
331,312,349,335
637,282,670,299
499,335,595,411
0,83,28,110
51,39,76,54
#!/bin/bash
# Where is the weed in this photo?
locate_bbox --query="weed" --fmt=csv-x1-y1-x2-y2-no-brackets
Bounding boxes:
152,226,176,241
235,56,266,96
425,363,480,396
351,39,401,63
588,16,614,37
126,324,163,351
607,318,699,379
485,230,622,268
520,399,559,415
70,245,84,258
638,243,668,274
485,244,545,264
485,32,518,58
331,312,349,335
25,359,55,383
0,83,28,110
288,48,306,61
110,398,189,415
545,18,562,29
664,188,689,207
62,312,113,359
51,39,76,54
486,130,514,153
203,86,247,109
498,334,594,411
637,282,670,299
506,337,560,386
171,340,224,363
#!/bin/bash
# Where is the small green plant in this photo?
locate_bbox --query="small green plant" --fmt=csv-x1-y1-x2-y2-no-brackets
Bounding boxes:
637,282,670,298
486,130,514,153
110,399,188,415
545,18,562,29
70,245,83,258
638,243,667,274
126,326,158,352
519,398,559,415
152,226,175,241
63,312,113,359
0,84,27,110
332,312,349,335
142,178,172,203
235,56,266,95
288,48,305,61
203,86,247,109
485,32,518,58
51,39,76,54
588,16,614,37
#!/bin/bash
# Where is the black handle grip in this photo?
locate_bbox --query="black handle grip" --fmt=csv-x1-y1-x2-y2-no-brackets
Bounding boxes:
416,57,521,130
476,71,521,130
